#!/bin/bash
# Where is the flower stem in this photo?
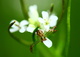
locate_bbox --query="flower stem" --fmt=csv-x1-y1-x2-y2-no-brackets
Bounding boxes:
20,0,29,20
31,27,39,57
57,0,65,26
66,0,71,56
56,0,66,56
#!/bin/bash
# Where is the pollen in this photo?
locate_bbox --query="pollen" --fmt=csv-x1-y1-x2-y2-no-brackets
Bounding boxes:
45,21,49,25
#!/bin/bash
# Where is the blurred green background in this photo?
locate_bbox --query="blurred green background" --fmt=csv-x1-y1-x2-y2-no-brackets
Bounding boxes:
0,0,80,57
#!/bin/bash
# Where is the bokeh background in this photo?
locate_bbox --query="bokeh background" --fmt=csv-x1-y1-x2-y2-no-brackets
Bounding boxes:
0,0,80,57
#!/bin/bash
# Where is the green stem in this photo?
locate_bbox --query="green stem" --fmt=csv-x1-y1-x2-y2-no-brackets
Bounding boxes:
57,0,65,26
56,0,65,52
8,22,32,46
66,0,71,56
32,27,39,42
55,2,65,53
31,27,39,57
56,22,66,55
20,0,29,20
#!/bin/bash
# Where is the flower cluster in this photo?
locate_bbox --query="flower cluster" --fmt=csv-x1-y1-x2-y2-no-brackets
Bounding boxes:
9,5,58,48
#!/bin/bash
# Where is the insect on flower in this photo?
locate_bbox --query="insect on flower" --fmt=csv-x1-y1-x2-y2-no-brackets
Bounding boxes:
36,30,46,42
36,30,52,48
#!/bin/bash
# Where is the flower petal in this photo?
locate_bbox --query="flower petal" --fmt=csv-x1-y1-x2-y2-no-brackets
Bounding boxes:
10,20,19,28
41,24,50,32
19,26,26,33
28,5,39,20
44,25,50,32
28,18,35,24
49,14,58,27
27,27,35,33
26,25,35,33
9,28,18,33
43,37,52,48
38,17,45,23
10,20,19,24
42,11,49,19
20,20,29,26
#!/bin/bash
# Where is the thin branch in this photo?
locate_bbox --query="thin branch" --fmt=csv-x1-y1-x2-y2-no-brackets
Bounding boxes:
57,0,65,26
30,27,39,57
56,0,65,55
20,0,29,20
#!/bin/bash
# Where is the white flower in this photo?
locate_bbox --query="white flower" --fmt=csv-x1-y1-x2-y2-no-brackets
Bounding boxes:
43,37,52,48
27,5,40,33
28,5,39,21
39,11,58,32
10,20,28,33
27,5,58,33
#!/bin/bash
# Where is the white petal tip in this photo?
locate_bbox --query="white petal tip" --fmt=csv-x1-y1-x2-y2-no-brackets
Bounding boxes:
43,38,52,48
50,14,58,20
19,27,25,33
26,26,35,33
42,11,49,19
19,30,25,33
20,20,29,26
9,28,18,33
29,5,37,9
